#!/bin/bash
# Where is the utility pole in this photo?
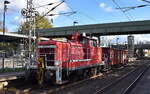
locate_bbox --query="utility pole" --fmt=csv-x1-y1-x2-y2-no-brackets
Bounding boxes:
2,0,10,70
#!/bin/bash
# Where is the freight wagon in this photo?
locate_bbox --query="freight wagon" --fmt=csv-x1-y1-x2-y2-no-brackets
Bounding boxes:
102,47,128,68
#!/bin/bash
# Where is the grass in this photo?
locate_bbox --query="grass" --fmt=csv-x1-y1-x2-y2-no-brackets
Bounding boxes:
0,67,27,73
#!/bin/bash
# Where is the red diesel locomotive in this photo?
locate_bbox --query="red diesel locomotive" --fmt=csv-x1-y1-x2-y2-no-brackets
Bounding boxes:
37,32,102,84
36,33,128,84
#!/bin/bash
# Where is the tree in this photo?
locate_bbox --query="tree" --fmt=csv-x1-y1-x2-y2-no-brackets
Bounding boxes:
0,21,8,32
0,22,3,32
35,16,53,29
18,15,53,34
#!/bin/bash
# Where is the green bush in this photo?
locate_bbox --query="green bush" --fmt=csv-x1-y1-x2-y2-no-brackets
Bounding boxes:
0,68,26,73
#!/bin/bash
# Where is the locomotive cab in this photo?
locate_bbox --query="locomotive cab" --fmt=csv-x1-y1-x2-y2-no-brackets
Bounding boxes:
37,40,63,84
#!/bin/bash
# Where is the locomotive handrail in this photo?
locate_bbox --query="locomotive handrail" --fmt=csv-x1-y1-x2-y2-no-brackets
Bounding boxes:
46,60,55,61
67,42,72,76
41,53,55,54
38,51,56,68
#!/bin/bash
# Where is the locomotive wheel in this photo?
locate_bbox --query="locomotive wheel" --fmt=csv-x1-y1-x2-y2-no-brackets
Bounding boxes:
89,68,97,77
83,70,88,78
37,68,45,86
97,67,101,74
70,72,78,81
93,68,97,76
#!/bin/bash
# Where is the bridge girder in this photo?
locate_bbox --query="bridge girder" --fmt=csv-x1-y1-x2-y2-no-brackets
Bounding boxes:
37,20,150,37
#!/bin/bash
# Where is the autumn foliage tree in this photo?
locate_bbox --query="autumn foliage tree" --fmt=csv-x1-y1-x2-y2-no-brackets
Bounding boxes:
18,15,53,34
0,22,2,32
0,21,8,32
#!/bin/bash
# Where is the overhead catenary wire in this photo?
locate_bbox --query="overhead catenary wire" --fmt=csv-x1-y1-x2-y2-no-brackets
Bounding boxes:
64,15,85,25
116,4,150,12
34,1,61,9
35,0,97,25
89,0,125,23
58,15,81,26
37,0,65,22
48,11,77,16
115,0,150,20
141,0,150,3
66,0,97,23
111,0,132,21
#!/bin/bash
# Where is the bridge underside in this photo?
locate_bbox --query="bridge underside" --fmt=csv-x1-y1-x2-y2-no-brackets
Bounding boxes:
37,20,150,38
0,36,25,43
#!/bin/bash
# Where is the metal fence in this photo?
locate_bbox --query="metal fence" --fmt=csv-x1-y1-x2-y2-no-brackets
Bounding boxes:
0,51,30,69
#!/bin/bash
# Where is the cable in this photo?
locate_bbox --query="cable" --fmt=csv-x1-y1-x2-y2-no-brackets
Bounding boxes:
34,1,61,9
115,0,135,20
48,11,76,16
63,15,85,25
111,0,132,21
37,1,65,22
66,0,97,23
141,0,150,3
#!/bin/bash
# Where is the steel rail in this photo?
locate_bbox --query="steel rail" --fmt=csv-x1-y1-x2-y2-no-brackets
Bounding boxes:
46,65,129,94
122,64,150,94
94,66,141,94
45,73,104,94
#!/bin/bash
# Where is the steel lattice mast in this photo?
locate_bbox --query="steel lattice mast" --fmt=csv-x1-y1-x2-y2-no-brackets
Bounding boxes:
21,0,37,67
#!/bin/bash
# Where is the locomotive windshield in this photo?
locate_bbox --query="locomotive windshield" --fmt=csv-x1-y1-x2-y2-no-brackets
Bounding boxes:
90,40,97,47
79,36,88,44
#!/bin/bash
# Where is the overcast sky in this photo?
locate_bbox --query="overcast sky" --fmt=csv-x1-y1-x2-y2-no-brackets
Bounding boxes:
0,0,150,43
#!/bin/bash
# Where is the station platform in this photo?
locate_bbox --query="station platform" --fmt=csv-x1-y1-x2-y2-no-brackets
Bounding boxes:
0,71,25,82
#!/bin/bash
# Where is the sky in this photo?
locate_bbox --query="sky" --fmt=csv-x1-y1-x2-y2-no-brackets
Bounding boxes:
0,0,150,44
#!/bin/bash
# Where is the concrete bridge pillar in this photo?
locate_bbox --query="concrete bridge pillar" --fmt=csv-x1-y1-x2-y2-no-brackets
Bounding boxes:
128,35,135,58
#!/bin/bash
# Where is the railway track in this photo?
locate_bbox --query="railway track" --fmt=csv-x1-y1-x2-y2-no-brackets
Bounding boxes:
2,65,122,94
94,62,150,94
43,62,142,94
1,60,149,94
122,64,150,94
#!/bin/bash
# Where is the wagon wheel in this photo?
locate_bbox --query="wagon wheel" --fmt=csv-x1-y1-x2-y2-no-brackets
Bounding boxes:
108,63,112,70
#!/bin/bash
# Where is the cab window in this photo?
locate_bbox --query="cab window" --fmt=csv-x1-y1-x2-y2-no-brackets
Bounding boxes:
90,40,97,47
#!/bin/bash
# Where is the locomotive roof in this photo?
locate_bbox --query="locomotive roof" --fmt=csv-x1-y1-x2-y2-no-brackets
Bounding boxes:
38,32,98,45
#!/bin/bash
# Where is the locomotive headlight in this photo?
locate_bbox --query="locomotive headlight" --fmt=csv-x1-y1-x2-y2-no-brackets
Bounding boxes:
55,61,60,66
